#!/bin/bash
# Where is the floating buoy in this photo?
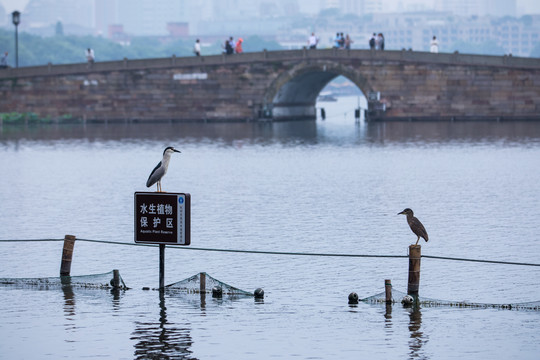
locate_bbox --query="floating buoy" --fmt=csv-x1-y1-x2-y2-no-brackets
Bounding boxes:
212,286,223,298
348,292,359,304
401,295,414,306
254,288,264,299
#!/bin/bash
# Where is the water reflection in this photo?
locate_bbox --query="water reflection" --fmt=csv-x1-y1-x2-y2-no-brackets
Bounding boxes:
61,285,76,323
407,308,427,360
131,292,194,359
60,284,126,331
111,288,122,311
384,304,393,343
2,120,540,147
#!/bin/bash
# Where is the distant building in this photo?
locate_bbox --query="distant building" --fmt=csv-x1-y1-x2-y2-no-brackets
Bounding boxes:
320,0,383,15
24,0,94,30
108,24,130,45
434,0,516,18
372,11,539,56
167,23,189,38
0,4,6,27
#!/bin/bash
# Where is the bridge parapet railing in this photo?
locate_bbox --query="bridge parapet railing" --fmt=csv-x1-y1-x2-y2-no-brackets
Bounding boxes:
1,49,539,80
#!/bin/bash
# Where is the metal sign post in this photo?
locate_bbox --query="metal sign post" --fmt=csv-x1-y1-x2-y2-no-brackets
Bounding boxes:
134,192,191,289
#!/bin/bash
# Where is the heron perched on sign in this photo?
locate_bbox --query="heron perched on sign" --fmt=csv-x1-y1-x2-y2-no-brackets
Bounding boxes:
146,147,181,192
398,208,429,245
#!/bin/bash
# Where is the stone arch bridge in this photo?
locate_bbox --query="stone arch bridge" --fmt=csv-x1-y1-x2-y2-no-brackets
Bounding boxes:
1,49,539,122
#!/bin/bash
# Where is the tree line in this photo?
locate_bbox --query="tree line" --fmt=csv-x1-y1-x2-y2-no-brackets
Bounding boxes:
0,28,284,67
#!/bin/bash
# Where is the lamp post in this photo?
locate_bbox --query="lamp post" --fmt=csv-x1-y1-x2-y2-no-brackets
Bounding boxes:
12,11,20,68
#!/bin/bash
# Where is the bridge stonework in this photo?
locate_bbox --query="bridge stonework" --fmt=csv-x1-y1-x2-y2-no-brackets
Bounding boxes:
0,49,539,122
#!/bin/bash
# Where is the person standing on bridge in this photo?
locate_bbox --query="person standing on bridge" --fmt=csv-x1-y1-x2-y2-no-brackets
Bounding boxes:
376,33,385,50
0,52,8,69
224,38,233,55
345,34,353,50
86,48,95,63
430,36,439,53
229,37,236,53
194,39,201,56
369,34,376,50
308,33,319,49
339,33,345,49
235,38,243,54
333,33,340,49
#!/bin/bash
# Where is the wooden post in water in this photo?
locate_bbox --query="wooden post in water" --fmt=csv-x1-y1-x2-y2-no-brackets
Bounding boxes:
112,269,121,288
385,279,392,304
60,235,76,276
407,245,421,298
159,244,165,290
200,272,206,293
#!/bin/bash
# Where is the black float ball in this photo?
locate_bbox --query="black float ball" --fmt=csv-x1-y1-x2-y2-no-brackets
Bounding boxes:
212,287,223,298
254,288,264,299
348,292,359,304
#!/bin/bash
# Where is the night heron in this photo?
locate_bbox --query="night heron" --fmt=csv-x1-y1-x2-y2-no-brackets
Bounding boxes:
398,208,429,245
146,146,181,192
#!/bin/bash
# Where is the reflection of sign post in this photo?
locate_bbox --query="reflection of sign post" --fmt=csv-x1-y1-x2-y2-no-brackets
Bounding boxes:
134,192,191,289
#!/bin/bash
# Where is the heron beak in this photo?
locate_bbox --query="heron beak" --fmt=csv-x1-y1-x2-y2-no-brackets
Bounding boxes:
398,211,404,215
173,149,181,153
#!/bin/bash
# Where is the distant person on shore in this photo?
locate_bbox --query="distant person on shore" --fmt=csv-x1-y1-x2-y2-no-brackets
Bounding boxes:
86,48,95,63
308,32,319,49
369,33,376,50
194,39,201,56
430,36,439,53
235,38,243,53
0,52,8,68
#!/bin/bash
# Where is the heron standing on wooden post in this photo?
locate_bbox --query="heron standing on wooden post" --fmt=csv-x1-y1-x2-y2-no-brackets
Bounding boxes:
398,208,429,245
146,146,181,192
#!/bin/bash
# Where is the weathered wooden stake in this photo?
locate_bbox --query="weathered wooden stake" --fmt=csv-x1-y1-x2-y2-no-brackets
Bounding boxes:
385,279,392,304
200,272,206,293
159,244,165,290
112,269,121,288
60,234,76,276
407,245,421,297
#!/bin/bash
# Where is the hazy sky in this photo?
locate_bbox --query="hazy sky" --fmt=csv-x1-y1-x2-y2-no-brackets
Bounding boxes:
2,0,540,16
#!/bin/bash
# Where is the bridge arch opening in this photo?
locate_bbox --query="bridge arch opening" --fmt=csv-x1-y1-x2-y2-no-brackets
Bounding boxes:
264,62,370,121
316,76,367,121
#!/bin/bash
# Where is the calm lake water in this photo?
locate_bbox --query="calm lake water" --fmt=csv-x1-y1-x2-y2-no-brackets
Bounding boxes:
1,96,540,359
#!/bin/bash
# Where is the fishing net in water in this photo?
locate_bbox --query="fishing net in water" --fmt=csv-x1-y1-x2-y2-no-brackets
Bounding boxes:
0,270,127,290
166,272,254,297
361,288,540,311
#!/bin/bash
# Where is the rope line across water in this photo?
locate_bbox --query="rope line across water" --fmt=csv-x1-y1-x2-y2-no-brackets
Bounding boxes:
1,238,540,267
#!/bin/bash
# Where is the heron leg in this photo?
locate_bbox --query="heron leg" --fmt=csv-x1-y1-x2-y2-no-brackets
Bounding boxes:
157,181,161,192
415,236,420,245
